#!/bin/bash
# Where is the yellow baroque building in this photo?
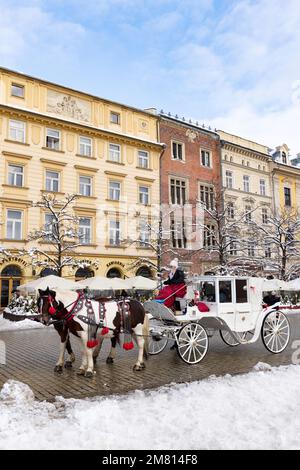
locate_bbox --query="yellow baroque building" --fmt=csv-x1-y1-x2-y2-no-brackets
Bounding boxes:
0,67,163,306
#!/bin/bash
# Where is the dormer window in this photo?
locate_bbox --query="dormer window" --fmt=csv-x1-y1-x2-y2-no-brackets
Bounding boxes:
282,152,287,164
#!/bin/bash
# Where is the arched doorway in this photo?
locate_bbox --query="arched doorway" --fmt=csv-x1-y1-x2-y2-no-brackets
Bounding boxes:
40,268,58,277
0,265,23,308
107,267,122,278
75,267,94,281
136,266,152,278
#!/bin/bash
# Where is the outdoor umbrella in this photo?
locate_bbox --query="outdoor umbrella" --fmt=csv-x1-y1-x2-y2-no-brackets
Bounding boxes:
124,276,157,291
17,275,79,293
76,276,128,291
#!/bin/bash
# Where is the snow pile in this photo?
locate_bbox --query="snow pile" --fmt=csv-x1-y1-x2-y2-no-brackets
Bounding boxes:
1,364,300,450
0,316,46,332
5,293,38,317
0,381,35,404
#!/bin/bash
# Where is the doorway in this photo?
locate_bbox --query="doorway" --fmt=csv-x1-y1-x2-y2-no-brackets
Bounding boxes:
0,265,22,308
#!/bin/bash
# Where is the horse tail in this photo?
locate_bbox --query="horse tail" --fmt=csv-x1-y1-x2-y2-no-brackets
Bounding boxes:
142,313,149,360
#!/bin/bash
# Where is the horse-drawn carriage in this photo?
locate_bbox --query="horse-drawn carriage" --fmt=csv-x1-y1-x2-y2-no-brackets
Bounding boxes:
144,276,291,365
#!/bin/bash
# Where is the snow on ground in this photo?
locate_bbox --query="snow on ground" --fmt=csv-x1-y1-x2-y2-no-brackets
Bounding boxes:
0,364,300,450
0,316,46,331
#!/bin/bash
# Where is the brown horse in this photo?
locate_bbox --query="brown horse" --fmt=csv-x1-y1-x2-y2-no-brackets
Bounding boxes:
37,288,149,378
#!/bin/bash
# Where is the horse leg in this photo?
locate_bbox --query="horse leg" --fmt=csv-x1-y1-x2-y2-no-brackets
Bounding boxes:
85,346,95,378
106,336,117,364
65,334,75,369
77,336,88,376
53,324,68,373
93,336,104,364
132,324,146,371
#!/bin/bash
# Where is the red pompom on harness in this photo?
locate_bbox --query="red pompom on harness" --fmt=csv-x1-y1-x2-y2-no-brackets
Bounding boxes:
123,341,134,351
48,296,57,315
101,327,110,336
87,339,99,349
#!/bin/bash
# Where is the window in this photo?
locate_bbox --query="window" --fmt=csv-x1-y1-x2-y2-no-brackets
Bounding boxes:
172,142,184,160
46,129,60,150
8,165,23,187
139,219,150,247
45,213,56,240
79,218,92,245
109,181,121,201
79,176,92,197
171,214,187,249
138,150,149,169
227,202,235,220
109,143,121,163
6,210,22,240
11,83,24,98
110,111,120,125
139,186,149,205
9,120,25,142
229,238,238,255
245,205,252,223
46,171,60,192
109,220,121,246
247,241,255,257
260,179,266,196
236,280,248,303
284,187,291,207
199,185,214,210
243,175,250,192
79,137,92,157
201,150,211,167
219,280,232,303
203,225,216,249
282,152,287,164
262,207,268,224
226,171,233,189
170,178,186,205
265,242,272,259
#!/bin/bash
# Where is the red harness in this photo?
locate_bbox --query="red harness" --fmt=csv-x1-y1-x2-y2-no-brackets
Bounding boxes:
47,293,81,322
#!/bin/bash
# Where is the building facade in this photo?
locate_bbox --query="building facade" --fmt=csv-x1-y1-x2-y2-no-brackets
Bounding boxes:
0,67,163,306
219,130,273,268
159,113,222,274
271,144,300,211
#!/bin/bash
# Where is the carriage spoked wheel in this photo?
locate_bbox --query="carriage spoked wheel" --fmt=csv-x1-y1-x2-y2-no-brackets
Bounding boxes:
261,310,290,354
148,333,169,355
220,330,254,347
176,323,209,365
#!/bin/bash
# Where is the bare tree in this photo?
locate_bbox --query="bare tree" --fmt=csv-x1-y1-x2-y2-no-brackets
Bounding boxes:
21,193,98,277
250,208,300,280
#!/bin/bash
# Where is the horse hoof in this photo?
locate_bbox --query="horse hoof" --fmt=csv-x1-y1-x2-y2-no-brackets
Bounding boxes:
64,361,73,369
54,365,63,374
106,357,114,364
77,369,85,376
85,371,94,378
140,362,146,369
133,364,144,372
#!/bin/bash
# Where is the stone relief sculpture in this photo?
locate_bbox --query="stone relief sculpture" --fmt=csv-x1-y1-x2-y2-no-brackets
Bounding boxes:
47,90,91,123
186,129,198,143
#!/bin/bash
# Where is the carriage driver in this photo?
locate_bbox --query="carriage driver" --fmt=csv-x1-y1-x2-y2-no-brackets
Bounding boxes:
155,258,187,309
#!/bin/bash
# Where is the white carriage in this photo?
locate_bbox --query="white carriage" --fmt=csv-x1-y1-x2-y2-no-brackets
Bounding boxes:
144,276,291,365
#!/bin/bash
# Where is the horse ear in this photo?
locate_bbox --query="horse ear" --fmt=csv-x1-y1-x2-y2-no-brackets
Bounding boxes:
38,289,43,295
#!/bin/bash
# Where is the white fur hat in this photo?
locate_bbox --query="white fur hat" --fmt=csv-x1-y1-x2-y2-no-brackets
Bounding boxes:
170,258,179,268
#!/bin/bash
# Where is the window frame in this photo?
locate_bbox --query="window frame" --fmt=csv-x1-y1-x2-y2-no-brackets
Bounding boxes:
11,83,25,98
78,217,92,245
200,149,212,168
8,164,24,187
6,209,23,240
45,170,60,193
171,140,184,161
9,119,26,143
79,136,92,157
46,128,60,150
79,175,92,197
108,143,121,163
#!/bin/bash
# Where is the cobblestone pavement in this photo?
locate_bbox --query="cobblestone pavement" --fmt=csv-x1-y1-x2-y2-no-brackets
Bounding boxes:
0,313,300,401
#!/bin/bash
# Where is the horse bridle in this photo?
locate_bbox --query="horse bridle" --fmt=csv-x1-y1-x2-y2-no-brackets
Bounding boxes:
39,293,79,323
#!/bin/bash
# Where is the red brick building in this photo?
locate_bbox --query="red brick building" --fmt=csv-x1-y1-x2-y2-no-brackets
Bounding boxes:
159,113,222,274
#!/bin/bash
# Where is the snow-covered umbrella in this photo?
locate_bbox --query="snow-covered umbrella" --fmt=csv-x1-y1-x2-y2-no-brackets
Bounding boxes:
286,278,300,291
17,275,79,293
76,276,128,291
262,279,290,292
124,276,157,291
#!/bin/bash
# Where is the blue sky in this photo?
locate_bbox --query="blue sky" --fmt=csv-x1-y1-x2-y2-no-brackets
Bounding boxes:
1,0,300,154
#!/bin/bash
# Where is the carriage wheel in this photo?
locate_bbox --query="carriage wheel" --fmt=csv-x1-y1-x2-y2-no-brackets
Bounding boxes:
148,334,168,355
177,323,208,365
220,330,254,347
261,310,290,354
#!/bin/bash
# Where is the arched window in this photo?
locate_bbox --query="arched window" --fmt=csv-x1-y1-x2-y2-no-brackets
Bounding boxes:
40,268,58,277
1,265,22,277
75,267,94,280
136,266,152,278
107,268,122,278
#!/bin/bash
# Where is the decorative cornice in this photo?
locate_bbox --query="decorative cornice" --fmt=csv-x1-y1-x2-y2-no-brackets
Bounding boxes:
104,170,127,178
221,141,271,161
135,176,155,183
40,158,67,167
0,104,163,150
0,197,32,206
74,165,99,173
2,151,32,160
